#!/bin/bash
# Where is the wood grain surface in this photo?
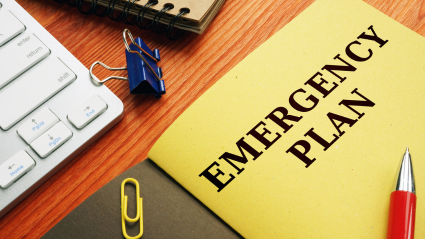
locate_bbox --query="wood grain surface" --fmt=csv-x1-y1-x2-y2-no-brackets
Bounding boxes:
1,0,425,238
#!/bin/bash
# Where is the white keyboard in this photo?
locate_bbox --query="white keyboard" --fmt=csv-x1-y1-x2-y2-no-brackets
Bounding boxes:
0,0,124,218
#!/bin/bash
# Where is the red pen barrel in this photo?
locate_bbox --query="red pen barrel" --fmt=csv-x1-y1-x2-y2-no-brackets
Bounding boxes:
387,191,416,239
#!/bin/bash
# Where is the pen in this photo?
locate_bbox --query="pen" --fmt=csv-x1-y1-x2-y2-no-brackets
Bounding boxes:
387,148,416,239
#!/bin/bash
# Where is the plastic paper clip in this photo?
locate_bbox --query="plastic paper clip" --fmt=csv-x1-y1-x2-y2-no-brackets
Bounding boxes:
89,29,165,98
121,178,143,239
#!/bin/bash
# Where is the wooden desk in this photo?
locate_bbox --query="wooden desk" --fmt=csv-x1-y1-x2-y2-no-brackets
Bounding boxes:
1,0,424,237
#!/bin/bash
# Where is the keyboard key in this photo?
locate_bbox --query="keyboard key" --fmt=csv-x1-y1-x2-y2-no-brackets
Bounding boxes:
0,9,25,46
68,95,108,129
0,32,50,89
0,57,76,130
0,150,35,188
30,122,72,158
17,108,59,144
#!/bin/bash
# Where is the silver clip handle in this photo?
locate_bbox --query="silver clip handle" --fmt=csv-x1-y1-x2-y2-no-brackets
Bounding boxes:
89,61,128,85
123,29,162,82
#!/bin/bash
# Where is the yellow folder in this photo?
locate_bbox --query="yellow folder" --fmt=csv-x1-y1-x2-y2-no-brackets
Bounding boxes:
149,0,425,237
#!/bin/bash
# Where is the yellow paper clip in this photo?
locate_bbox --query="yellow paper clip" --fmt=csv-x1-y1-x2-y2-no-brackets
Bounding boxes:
121,178,143,239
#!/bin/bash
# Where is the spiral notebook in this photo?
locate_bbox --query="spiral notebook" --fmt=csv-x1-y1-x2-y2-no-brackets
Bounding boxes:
65,0,225,38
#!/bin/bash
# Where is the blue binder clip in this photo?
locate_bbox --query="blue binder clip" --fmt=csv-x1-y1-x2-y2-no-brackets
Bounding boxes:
90,29,166,98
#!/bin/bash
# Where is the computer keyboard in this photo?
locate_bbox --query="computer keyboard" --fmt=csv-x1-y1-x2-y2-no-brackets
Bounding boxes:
0,0,124,218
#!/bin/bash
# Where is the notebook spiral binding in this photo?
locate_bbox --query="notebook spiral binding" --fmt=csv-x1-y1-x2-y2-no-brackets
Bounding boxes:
54,0,189,40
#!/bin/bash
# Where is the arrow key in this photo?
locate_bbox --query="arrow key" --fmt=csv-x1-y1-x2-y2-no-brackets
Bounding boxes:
0,151,35,188
67,95,107,129
30,122,72,158
17,108,59,144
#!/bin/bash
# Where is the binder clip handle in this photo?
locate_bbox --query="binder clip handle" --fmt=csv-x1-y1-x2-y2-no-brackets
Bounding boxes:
123,29,162,82
89,61,128,85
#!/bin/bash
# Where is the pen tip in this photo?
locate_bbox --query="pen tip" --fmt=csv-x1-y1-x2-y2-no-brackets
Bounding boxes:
396,147,415,194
